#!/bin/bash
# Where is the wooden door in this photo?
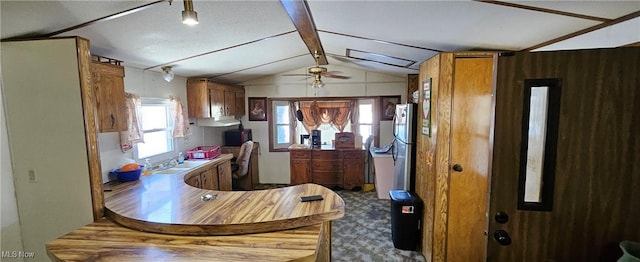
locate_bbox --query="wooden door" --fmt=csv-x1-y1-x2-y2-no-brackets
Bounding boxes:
91,62,126,132
224,89,236,116
235,89,245,116
290,150,311,184
209,87,225,118
447,57,494,261
487,47,640,262
186,80,210,118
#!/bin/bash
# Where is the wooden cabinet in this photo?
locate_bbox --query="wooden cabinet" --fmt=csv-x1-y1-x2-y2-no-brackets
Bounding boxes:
186,78,245,118
184,159,231,191
290,148,364,190
290,150,311,185
343,150,365,190
91,61,126,132
221,143,259,190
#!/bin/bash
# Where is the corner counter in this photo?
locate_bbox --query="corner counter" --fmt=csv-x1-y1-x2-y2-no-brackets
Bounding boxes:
47,154,344,261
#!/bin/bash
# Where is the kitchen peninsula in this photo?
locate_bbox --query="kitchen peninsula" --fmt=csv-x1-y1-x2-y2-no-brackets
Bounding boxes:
47,154,345,261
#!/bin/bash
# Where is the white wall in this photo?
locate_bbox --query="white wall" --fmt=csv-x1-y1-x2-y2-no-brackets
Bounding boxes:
1,38,94,260
98,67,234,182
1,67,25,261
241,65,408,184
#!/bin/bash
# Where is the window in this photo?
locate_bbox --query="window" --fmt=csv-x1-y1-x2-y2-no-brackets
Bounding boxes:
269,98,377,151
272,100,291,150
136,98,174,159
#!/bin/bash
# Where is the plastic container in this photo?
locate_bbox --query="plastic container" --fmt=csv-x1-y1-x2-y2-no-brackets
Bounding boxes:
143,159,152,175
389,190,423,251
187,146,221,160
619,241,640,262
111,166,143,182
178,152,185,164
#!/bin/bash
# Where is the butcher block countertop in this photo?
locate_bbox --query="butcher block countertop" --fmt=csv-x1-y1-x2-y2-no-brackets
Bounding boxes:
46,218,331,262
103,154,345,236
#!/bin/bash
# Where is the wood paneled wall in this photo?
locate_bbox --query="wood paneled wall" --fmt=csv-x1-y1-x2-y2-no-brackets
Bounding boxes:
489,47,640,261
415,54,445,260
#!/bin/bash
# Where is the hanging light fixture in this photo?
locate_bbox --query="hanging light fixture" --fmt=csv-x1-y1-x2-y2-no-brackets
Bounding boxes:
312,74,325,89
161,66,174,82
182,0,199,25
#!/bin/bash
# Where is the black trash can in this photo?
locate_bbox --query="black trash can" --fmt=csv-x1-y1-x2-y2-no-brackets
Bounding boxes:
389,190,423,250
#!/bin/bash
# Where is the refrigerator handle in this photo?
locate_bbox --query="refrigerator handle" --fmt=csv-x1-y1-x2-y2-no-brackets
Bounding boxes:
392,110,397,138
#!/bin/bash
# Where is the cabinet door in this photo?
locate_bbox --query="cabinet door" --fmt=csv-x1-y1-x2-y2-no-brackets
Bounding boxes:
186,80,210,118
224,90,236,116
185,174,201,188
209,87,225,118
343,151,364,190
290,159,311,184
235,90,245,116
91,62,126,132
200,168,218,190
217,161,232,191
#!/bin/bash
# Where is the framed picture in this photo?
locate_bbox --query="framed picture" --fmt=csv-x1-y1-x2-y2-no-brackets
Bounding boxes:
248,97,267,121
422,78,432,136
380,95,401,121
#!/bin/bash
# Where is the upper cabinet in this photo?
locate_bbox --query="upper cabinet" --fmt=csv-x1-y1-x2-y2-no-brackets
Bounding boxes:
91,59,126,133
186,78,245,118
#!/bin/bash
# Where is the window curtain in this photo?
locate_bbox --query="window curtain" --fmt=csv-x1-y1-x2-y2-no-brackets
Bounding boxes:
350,99,360,134
171,96,191,138
299,101,352,133
119,93,144,152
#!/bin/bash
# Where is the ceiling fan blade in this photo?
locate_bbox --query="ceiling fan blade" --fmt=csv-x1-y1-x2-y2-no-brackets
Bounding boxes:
322,72,351,79
325,75,351,79
282,73,312,77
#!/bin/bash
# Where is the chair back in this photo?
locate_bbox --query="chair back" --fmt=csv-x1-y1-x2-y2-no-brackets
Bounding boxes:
234,140,254,178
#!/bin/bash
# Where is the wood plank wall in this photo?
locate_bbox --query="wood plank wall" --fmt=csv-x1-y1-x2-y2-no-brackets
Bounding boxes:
415,54,444,261
489,47,640,261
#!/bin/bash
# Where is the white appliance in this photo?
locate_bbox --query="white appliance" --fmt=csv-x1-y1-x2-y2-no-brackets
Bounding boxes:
392,103,418,191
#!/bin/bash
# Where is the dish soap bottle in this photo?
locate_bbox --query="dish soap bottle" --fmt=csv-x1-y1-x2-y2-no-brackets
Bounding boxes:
178,152,185,164
143,159,152,175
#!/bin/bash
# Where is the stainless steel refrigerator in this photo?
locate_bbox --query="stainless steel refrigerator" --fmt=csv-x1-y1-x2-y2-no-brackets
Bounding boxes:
392,103,417,192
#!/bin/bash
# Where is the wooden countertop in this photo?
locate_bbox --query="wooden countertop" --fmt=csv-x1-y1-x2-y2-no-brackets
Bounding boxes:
104,154,345,236
47,218,330,262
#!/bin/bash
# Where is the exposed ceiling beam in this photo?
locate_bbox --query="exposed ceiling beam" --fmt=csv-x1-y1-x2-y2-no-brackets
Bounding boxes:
280,0,328,65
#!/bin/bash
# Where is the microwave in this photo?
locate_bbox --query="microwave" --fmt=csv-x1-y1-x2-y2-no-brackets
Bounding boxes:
224,129,252,146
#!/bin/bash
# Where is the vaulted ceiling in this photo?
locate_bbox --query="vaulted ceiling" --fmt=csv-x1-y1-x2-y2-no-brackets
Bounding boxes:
2,0,639,84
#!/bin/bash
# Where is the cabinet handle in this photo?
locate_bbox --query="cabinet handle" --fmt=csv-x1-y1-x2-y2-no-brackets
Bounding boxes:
110,114,115,128
225,106,229,115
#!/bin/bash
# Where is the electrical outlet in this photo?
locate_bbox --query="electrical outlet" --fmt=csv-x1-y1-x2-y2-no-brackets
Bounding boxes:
28,169,37,183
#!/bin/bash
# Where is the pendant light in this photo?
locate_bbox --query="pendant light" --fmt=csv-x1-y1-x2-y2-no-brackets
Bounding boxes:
182,0,199,25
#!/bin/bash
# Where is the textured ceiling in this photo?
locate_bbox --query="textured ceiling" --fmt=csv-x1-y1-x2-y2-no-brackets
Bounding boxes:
2,0,639,84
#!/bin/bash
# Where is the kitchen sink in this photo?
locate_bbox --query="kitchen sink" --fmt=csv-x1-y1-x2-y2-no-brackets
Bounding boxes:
154,168,191,174
174,161,206,168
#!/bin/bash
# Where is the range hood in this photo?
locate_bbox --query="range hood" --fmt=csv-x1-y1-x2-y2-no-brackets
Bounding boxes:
196,116,241,127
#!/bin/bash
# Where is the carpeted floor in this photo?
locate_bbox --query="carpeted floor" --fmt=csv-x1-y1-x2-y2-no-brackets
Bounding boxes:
255,184,425,261
332,189,425,262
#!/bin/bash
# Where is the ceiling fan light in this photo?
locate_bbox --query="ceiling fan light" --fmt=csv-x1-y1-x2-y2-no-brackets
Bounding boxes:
162,66,174,82
312,79,325,89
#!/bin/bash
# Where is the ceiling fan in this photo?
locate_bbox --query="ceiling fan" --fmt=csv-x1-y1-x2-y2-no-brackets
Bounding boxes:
284,51,351,88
